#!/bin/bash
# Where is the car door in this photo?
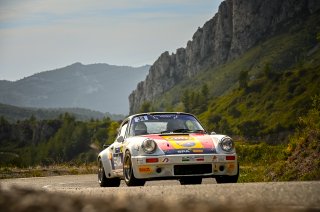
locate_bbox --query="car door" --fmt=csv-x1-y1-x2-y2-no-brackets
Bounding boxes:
111,122,128,175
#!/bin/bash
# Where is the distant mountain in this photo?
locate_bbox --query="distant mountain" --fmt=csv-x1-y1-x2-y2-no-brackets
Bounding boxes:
0,63,149,114
0,103,125,122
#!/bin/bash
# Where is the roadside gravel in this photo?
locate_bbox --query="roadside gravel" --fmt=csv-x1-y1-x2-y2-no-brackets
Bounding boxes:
1,175,319,212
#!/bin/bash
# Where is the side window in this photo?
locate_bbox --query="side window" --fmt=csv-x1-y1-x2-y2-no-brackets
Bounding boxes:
128,122,135,137
119,123,128,138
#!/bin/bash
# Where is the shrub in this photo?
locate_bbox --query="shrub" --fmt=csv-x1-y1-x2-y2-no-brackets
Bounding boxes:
238,120,264,137
228,107,242,118
265,95,320,181
239,70,249,89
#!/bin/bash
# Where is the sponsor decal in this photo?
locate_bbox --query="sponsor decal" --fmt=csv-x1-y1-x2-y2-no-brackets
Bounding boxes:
212,155,225,162
182,141,196,147
111,157,115,170
176,149,191,154
115,147,121,154
108,153,113,160
196,156,204,161
139,166,152,173
162,135,203,149
170,137,189,140
112,153,123,169
192,149,203,153
162,158,169,163
133,144,140,151
213,164,219,173
228,163,235,170
158,135,216,155
163,149,214,155
212,156,217,161
227,163,236,174
134,116,149,122
137,158,144,164
182,156,204,162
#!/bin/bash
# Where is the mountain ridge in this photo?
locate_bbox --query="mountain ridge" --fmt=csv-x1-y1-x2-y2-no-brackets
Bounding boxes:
0,102,125,122
0,63,150,114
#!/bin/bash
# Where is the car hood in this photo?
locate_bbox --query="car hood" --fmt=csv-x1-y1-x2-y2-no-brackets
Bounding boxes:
144,133,216,155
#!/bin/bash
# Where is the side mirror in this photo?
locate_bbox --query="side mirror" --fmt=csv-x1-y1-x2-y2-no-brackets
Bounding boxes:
210,131,216,135
103,144,110,149
117,136,124,143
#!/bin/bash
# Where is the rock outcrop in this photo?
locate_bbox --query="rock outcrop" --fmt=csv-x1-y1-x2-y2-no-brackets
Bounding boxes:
129,0,320,114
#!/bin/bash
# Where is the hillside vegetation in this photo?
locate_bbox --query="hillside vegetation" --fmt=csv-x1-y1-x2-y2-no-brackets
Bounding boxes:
266,95,320,181
144,12,320,142
136,11,320,181
0,103,124,122
200,48,320,141
0,114,119,167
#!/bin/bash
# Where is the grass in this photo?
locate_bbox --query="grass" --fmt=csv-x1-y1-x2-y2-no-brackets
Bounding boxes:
238,165,267,182
236,140,289,182
0,164,97,179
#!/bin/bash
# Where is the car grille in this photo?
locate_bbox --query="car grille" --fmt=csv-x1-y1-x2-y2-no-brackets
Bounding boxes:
174,164,212,175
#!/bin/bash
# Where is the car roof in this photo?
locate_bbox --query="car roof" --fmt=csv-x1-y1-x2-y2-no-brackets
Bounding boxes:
121,112,195,125
118,112,206,134
127,112,194,119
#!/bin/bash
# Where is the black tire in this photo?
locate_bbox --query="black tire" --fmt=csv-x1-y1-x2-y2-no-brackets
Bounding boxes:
215,163,239,184
179,177,202,185
123,151,145,186
98,159,121,187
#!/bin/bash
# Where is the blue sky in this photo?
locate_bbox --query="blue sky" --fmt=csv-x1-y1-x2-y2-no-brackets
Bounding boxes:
0,0,223,81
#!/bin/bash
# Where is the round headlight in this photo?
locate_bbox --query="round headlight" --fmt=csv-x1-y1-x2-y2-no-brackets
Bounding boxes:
142,139,157,154
220,137,234,152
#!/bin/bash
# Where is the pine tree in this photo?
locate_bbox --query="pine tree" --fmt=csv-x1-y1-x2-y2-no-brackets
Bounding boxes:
239,70,249,89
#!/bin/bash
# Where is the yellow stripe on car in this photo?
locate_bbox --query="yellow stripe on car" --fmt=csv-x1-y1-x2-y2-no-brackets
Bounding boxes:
162,135,204,149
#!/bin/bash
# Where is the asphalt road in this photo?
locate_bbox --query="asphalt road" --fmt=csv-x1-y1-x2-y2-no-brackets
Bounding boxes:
1,174,320,211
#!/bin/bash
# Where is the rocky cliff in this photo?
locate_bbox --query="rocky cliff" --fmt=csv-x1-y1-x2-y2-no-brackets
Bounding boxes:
129,0,320,114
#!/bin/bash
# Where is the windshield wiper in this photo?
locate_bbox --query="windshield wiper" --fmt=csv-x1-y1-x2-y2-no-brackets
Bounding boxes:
172,129,191,133
160,129,206,134
161,129,191,134
190,130,205,133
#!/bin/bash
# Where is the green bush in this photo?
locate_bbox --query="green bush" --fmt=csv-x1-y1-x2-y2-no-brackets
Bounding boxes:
265,95,320,181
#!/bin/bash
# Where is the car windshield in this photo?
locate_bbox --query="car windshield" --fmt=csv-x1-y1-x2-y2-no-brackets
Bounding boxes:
128,114,205,136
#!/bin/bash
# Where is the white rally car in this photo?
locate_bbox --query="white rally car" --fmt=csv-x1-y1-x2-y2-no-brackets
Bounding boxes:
98,112,239,187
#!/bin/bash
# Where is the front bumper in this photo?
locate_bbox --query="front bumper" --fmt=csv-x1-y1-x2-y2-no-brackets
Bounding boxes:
131,154,238,179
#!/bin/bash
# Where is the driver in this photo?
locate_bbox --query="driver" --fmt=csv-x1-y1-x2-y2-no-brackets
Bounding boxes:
166,119,186,132
133,122,148,135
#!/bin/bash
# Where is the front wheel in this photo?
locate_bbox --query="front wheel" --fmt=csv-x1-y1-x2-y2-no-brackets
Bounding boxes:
123,151,145,186
98,159,120,187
